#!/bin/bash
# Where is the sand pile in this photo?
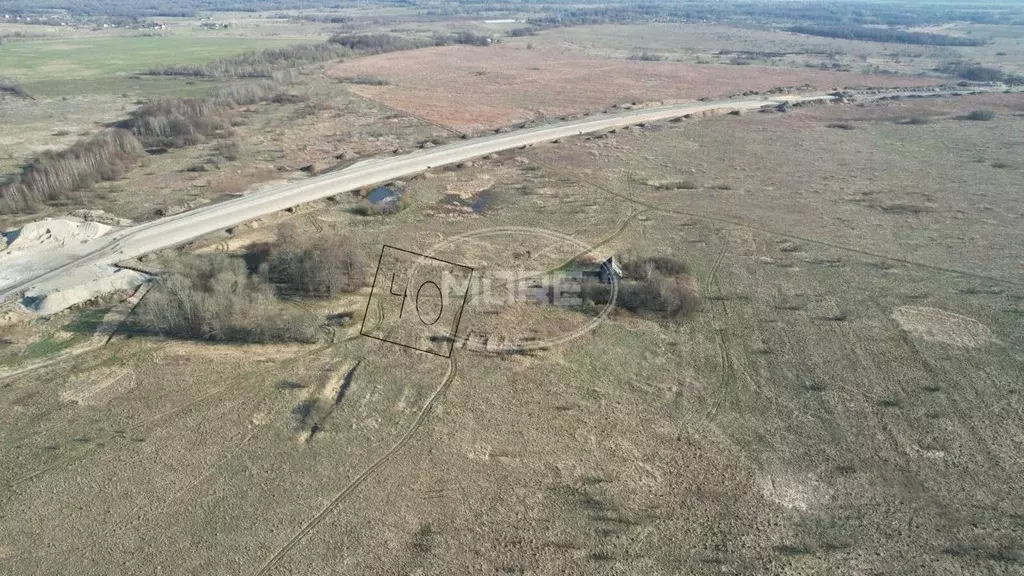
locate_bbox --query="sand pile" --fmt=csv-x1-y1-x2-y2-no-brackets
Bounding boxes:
22,266,149,315
6,218,113,253
1,216,148,316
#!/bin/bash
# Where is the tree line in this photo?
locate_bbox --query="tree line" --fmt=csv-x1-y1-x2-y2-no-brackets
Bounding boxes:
146,32,493,80
147,43,350,79
788,24,986,47
0,84,294,214
0,129,143,214
5,0,1023,26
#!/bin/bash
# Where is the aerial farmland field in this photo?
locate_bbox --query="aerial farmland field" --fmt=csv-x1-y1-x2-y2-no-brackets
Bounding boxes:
1,1,1023,574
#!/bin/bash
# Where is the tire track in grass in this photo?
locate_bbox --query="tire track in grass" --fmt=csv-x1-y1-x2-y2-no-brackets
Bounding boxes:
254,352,458,576
704,231,732,421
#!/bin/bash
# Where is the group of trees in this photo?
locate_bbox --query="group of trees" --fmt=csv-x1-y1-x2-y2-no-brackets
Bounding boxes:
327,33,431,54
0,84,298,214
145,31,493,80
4,0,1023,25
937,60,1013,83
117,97,229,148
524,1,1024,28
0,129,143,214
137,254,320,343
137,229,368,343
264,225,368,297
148,43,349,79
1,0,354,18
328,31,492,53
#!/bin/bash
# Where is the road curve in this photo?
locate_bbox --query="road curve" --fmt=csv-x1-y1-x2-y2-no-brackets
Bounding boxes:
0,94,831,304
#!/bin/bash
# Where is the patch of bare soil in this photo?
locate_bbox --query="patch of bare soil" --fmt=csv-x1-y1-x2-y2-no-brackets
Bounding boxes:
892,305,992,348
758,472,832,511
327,44,944,130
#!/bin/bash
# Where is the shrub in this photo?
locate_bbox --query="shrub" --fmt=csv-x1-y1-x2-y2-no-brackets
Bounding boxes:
137,254,318,343
451,31,492,46
583,273,700,318
292,100,334,119
579,253,699,318
964,109,995,121
0,77,31,99
656,180,700,190
618,254,690,279
214,139,240,162
210,81,278,106
270,92,311,104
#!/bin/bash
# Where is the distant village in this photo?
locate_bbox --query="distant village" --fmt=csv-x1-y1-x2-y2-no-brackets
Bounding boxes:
1,13,233,31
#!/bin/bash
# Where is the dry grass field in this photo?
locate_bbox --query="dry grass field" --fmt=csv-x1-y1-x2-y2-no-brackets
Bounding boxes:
3,8,1024,575
327,42,946,131
3,90,1023,574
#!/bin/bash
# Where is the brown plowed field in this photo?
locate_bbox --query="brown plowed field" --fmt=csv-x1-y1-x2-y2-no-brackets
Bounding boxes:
327,44,945,130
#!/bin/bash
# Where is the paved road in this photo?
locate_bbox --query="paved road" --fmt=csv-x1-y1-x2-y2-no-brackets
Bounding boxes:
0,94,831,304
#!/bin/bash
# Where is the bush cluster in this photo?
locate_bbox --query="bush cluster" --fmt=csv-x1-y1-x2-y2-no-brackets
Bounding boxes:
137,254,319,343
137,232,367,343
964,109,996,121
937,61,1007,82
580,254,699,318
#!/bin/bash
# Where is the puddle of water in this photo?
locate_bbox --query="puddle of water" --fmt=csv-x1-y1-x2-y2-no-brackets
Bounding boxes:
368,186,398,204
471,189,494,214
1,228,20,245
442,189,495,214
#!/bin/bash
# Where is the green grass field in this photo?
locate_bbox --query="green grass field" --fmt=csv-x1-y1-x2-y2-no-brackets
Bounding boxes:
0,35,316,97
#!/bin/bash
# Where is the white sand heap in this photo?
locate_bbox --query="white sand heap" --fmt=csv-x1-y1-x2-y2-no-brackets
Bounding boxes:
1,217,149,316
22,265,149,315
7,218,112,252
